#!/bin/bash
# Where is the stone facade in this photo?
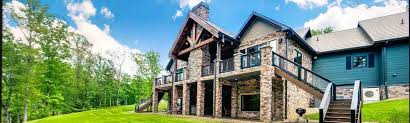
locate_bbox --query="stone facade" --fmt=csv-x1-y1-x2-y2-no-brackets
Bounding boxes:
286,81,315,121
191,3,209,20
260,46,274,122
214,79,223,117
387,84,409,99
182,83,190,115
272,78,284,121
196,81,205,116
235,79,260,120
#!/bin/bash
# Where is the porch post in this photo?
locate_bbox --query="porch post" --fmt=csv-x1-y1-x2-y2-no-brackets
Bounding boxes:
196,80,205,116
260,46,274,121
182,83,190,115
152,89,159,113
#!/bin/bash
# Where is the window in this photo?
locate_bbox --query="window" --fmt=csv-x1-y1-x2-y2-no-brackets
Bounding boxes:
294,49,302,65
352,56,367,68
241,94,260,111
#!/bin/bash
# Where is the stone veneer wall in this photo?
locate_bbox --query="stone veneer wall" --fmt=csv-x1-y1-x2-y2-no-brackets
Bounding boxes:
196,81,205,116
272,78,284,121
172,86,183,114
387,84,409,99
233,79,260,120
286,81,316,121
182,83,191,115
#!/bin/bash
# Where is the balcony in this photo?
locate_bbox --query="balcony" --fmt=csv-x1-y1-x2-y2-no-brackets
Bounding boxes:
154,75,172,86
201,63,214,77
220,58,234,73
240,51,261,69
175,68,185,82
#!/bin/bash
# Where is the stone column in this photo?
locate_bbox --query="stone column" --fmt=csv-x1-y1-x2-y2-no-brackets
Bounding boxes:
182,83,190,115
168,91,172,114
273,78,284,120
172,85,178,114
214,79,223,117
231,83,238,118
152,89,159,113
260,46,274,122
196,81,205,116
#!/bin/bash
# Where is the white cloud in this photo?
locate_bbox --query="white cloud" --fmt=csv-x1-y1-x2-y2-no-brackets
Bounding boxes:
3,0,29,43
179,0,211,9
66,0,139,75
173,0,211,19
304,0,408,31
285,0,328,9
275,5,280,11
172,10,183,20
103,24,110,34
100,7,114,19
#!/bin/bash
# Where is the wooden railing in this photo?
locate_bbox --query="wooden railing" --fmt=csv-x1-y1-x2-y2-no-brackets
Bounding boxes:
201,63,214,77
350,80,362,123
319,83,335,123
220,58,234,73
241,51,261,69
272,52,331,92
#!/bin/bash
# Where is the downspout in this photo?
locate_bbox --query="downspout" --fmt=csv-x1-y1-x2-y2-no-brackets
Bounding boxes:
213,34,223,117
382,45,388,99
284,34,288,119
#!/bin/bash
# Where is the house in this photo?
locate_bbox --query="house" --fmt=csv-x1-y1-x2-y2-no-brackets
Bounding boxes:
142,2,409,122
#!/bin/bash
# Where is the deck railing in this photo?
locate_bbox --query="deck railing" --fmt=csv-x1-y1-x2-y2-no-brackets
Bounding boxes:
154,75,172,86
241,51,261,69
220,58,234,73
201,63,214,77
319,83,334,123
350,80,362,123
272,51,331,92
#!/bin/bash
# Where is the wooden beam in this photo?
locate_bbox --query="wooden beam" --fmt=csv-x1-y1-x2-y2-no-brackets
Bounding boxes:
189,13,219,38
178,36,215,56
195,25,203,44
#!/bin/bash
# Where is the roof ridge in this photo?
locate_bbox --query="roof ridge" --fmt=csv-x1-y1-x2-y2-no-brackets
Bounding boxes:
358,11,408,23
310,28,359,37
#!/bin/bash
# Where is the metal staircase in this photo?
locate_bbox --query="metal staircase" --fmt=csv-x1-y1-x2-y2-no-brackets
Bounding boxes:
272,52,331,98
271,52,362,123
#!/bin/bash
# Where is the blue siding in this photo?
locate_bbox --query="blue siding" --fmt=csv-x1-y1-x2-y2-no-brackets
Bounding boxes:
385,42,409,85
313,50,381,87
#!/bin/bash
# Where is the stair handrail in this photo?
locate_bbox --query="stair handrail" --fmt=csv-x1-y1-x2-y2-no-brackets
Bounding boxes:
350,80,362,123
319,83,334,123
272,51,331,93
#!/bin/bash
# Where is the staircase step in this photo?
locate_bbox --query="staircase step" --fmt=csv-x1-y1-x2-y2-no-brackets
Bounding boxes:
329,104,350,108
324,121,350,123
325,116,351,122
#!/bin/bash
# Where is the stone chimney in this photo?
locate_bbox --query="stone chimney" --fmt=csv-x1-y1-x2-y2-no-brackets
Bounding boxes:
191,2,209,20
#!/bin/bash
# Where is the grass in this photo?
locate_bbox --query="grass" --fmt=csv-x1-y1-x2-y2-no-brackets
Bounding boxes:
29,105,221,123
306,99,409,123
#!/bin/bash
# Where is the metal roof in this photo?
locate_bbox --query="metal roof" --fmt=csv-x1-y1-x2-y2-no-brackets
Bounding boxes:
305,28,373,53
359,12,409,42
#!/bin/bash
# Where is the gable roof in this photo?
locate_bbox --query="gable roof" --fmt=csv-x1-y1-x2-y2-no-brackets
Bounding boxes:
169,12,234,56
236,12,290,39
236,12,317,55
304,12,409,54
296,27,311,39
358,12,409,42
305,28,373,53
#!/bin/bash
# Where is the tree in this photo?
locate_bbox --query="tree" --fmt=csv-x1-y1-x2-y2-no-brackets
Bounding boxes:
133,51,162,99
311,26,334,36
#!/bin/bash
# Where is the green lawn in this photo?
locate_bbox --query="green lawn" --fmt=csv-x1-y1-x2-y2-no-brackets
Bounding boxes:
29,104,220,123
306,99,409,123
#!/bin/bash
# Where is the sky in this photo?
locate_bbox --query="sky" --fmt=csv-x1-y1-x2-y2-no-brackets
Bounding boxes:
3,0,408,75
